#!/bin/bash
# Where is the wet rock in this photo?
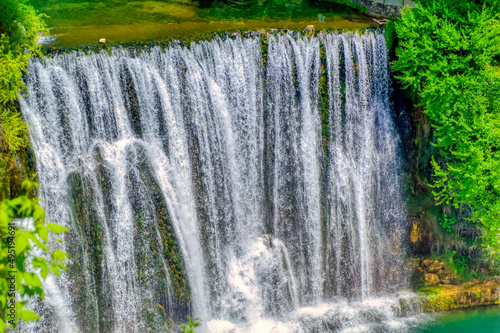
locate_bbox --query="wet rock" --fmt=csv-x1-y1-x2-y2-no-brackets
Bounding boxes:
424,273,439,286
417,259,458,286
437,271,458,285
361,309,387,323
305,25,314,37
421,259,443,273
421,279,500,312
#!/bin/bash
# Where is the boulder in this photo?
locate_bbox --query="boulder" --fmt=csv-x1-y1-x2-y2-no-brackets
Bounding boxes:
421,279,500,312
421,259,443,273
417,259,458,285
424,273,439,286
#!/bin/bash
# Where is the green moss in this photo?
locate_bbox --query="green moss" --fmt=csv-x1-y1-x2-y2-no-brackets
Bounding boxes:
67,172,105,332
260,33,269,66
417,286,443,296
134,153,191,304
318,43,330,159
384,19,398,61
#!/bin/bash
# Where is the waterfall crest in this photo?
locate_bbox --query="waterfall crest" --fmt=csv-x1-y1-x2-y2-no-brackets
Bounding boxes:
20,31,410,333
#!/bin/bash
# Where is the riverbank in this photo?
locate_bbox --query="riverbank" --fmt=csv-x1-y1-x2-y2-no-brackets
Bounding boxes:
419,278,500,312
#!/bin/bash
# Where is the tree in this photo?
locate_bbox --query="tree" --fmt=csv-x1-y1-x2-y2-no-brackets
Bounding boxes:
393,0,500,253
0,0,47,201
0,179,69,332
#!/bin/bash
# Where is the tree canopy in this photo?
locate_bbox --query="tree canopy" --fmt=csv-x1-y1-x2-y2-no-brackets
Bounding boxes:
394,0,500,253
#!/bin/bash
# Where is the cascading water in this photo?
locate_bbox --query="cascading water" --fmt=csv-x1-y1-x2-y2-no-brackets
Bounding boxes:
19,31,417,333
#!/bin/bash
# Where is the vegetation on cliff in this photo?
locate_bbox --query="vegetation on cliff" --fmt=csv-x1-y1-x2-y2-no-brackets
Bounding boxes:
0,1,70,331
394,0,500,270
0,0,47,200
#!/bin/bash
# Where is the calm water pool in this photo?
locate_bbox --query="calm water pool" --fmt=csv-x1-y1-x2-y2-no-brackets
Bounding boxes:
413,306,500,333
31,0,376,46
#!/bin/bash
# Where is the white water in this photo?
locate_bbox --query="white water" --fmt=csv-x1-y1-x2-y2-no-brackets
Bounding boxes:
19,31,414,333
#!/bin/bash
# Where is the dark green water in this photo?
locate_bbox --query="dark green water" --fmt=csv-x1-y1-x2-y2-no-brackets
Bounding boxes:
414,306,500,333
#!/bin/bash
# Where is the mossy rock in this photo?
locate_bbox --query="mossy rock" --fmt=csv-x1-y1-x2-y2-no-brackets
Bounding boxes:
421,278,500,312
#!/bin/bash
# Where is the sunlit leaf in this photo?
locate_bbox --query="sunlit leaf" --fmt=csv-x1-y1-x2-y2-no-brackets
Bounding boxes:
19,310,39,321
47,223,70,234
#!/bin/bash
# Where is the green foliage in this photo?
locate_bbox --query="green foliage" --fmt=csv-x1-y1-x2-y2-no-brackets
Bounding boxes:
439,214,456,233
436,249,481,282
311,0,367,14
0,0,47,105
453,251,469,277
384,19,397,54
0,108,28,154
0,179,70,332
179,316,199,333
0,0,47,201
417,286,443,295
394,0,500,254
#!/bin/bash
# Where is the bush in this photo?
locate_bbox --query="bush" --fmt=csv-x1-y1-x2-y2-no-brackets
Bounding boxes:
394,0,500,255
0,0,47,201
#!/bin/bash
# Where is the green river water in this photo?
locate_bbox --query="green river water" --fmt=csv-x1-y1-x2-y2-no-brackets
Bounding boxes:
413,306,500,333
32,0,375,47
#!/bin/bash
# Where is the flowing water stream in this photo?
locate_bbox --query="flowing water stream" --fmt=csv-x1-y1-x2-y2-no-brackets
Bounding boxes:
19,31,417,332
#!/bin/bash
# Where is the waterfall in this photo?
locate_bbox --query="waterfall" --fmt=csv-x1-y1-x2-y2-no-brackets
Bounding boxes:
19,31,411,333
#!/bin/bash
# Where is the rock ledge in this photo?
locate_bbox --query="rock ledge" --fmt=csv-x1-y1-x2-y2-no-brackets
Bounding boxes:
420,277,500,312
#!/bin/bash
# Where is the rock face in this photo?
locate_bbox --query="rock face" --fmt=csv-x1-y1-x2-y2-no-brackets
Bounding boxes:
350,0,415,18
418,259,459,286
421,278,500,312
424,273,439,286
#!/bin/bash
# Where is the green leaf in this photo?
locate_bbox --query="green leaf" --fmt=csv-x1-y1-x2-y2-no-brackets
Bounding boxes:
47,223,70,234
15,232,29,254
33,205,45,222
32,258,49,279
55,262,68,271
23,272,42,288
27,233,48,252
16,301,27,310
19,310,39,321
51,250,69,262
36,224,48,242
17,198,33,217
0,319,10,332
50,263,60,277
0,294,6,309
0,208,10,225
